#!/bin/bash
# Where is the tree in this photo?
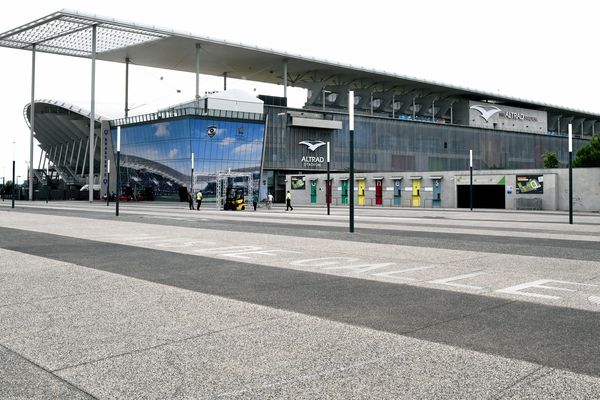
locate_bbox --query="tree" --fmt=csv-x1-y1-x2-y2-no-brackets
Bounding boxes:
573,135,600,168
0,181,13,197
542,151,560,168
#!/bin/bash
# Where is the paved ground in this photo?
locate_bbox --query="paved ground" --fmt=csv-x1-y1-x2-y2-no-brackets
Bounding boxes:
0,200,599,399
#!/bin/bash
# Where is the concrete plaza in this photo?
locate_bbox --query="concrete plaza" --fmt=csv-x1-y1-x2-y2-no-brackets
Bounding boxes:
1,200,599,398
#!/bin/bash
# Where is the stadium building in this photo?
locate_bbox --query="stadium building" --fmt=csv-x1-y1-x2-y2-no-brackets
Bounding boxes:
1,10,598,205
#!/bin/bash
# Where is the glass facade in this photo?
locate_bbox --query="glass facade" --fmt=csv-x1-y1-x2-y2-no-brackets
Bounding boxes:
113,117,265,200
264,106,587,173
106,105,587,203
263,106,588,201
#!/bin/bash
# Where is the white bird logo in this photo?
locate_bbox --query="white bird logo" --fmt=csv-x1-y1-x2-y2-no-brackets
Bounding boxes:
299,140,326,152
470,105,502,122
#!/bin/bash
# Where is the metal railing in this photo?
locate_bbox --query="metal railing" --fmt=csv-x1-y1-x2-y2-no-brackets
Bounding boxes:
111,107,263,127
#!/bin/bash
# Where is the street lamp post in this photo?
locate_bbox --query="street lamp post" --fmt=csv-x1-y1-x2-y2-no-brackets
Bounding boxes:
106,159,110,206
191,152,194,195
568,123,573,224
469,149,473,211
349,90,355,233
326,141,331,216
116,126,121,217
11,162,15,209
11,140,16,208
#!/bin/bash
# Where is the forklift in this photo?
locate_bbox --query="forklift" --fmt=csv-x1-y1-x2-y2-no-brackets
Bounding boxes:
223,185,245,211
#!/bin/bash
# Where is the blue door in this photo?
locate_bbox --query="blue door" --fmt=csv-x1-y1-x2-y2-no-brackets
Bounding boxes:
432,179,441,208
393,179,402,206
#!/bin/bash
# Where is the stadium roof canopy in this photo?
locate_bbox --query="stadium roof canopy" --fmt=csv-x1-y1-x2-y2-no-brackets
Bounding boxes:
1,9,598,119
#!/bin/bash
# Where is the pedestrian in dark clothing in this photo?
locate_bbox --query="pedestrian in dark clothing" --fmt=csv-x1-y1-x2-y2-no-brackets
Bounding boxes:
286,190,293,211
187,192,194,210
252,194,258,211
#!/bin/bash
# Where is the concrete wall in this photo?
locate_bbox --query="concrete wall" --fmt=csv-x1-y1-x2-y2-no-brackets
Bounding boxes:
285,168,599,212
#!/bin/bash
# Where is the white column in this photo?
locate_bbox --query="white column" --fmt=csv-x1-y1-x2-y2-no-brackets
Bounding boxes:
29,44,36,200
195,44,201,104
89,25,97,202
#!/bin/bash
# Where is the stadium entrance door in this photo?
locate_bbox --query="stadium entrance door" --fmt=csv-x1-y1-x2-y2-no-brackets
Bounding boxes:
457,184,505,209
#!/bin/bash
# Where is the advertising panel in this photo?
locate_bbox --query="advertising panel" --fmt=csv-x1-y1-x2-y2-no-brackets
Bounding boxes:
291,176,305,190
516,175,543,194
468,101,547,133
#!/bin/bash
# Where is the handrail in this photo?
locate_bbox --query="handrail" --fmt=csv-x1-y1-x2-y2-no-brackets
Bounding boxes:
110,107,264,127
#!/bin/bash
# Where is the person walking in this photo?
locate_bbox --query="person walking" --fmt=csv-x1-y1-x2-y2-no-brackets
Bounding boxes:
267,192,273,210
286,190,293,211
196,191,203,210
187,191,194,210
252,193,258,211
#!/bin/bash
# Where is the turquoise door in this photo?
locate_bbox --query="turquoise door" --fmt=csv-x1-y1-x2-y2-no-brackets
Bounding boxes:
310,181,317,204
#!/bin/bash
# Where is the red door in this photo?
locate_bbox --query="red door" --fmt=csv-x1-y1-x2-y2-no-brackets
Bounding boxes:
375,180,383,205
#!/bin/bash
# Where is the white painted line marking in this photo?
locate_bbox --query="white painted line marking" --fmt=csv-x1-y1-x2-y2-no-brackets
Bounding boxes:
496,280,598,300
324,263,396,273
220,249,301,259
197,246,263,253
588,296,600,305
429,272,487,290
290,257,359,267
372,266,435,281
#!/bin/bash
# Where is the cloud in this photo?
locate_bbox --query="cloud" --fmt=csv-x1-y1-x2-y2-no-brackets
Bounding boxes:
220,137,236,146
233,139,262,155
168,148,178,158
155,124,170,137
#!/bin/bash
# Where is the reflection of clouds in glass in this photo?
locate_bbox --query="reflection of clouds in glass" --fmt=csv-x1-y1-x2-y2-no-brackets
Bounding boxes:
220,137,236,146
168,148,178,159
233,139,262,155
155,124,170,137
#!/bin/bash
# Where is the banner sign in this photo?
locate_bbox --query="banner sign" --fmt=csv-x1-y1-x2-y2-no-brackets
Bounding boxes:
291,176,305,190
516,175,543,194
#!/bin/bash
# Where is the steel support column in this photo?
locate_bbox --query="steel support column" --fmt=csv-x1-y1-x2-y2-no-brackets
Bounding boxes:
195,44,201,106
125,57,130,118
283,59,288,98
89,24,97,202
29,44,36,201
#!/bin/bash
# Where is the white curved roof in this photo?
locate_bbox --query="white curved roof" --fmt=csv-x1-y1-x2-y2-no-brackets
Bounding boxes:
1,9,598,119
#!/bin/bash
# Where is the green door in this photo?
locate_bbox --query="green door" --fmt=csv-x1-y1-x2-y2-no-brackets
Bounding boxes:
310,181,317,204
341,180,348,205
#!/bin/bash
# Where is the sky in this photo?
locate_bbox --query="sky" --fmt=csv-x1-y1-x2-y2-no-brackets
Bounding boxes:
1,0,599,183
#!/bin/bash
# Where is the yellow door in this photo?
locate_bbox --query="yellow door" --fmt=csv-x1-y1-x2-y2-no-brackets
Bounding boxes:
411,179,421,207
358,179,366,205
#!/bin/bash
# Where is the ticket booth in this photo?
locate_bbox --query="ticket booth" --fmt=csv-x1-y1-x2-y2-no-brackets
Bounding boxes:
310,179,318,204
374,177,383,205
411,176,421,207
341,179,348,205
430,176,442,208
393,177,403,206
357,178,366,206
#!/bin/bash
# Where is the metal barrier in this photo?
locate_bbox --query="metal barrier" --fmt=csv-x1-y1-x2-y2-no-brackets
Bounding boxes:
516,198,542,210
